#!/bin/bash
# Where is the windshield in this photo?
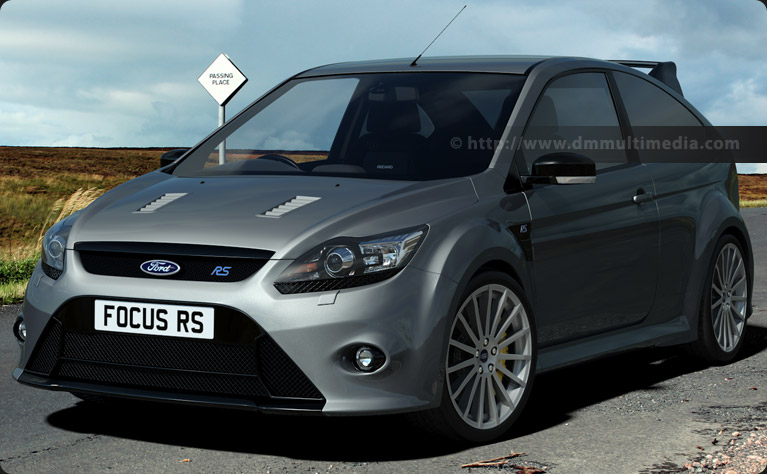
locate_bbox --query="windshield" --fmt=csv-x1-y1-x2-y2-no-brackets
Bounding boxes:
174,72,526,181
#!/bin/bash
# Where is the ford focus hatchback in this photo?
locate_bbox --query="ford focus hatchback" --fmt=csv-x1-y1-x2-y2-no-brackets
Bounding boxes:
14,56,754,442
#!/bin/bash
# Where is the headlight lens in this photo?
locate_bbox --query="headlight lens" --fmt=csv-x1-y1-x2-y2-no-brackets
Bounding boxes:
40,212,79,279
274,225,427,294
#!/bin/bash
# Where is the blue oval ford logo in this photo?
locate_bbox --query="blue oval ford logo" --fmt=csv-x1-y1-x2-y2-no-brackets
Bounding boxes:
140,260,181,276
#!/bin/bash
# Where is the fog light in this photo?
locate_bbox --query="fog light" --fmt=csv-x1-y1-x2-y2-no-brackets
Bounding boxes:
354,346,385,372
13,317,26,342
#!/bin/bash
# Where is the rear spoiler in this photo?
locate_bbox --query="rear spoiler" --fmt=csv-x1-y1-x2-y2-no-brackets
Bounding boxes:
608,60,684,97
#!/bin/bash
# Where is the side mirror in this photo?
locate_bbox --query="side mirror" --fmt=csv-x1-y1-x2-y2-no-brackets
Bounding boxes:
522,152,596,185
159,148,188,168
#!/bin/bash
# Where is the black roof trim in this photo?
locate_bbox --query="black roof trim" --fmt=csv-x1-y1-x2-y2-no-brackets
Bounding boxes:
608,60,684,97
294,56,555,77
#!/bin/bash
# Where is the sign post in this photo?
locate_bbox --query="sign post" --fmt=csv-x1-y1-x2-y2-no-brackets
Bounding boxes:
198,53,248,164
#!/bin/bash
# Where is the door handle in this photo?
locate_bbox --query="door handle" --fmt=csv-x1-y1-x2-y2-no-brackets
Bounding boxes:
633,191,655,205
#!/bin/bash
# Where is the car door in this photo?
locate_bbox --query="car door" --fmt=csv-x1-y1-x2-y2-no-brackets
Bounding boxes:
515,72,660,346
610,71,707,324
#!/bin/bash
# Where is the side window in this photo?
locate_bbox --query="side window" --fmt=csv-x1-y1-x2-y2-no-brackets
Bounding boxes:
518,73,628,174
613,72,702,127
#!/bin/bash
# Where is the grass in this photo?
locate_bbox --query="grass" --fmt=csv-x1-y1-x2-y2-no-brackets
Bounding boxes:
0,147,765,305
0,147,167,304
741,198,767,208
0,281,28,306
0,253,37,305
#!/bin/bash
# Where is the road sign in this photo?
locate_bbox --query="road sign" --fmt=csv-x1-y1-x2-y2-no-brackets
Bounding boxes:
197,53,248,107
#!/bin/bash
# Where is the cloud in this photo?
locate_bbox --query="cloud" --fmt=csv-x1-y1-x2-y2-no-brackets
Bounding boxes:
704,76,767,125
1,0,766,147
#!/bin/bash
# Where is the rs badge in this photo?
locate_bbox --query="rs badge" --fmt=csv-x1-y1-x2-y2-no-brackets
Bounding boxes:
211,266,231,276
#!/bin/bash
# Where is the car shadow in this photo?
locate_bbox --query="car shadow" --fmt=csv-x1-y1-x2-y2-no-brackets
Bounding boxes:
45,324,767,462
508,323,767,440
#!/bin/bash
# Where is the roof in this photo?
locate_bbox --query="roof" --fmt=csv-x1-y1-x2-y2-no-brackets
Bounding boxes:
293,55,686,99
294,55,556,77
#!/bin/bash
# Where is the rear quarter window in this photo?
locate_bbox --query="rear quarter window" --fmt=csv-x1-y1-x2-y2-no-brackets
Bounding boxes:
613,72,702,127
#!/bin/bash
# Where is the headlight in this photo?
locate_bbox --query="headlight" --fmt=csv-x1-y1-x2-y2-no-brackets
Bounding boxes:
274,225,427,294
40,211,80,280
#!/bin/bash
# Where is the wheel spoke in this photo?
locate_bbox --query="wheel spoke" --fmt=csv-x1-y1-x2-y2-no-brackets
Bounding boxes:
448,358,477,375
732,305,747,322
477,376,486,428
732,277,747,290
452,369,477,399
498,327,530,351
729,308,741,335
713,307,724,341
495,304,521,341
713,260,724,286
712,299,723,311
730,295,747,302
728,258,744,287
486,377,498,424
472,296,484,341
457,313,480,347
726,248,736,284
450,339,477,356
499,353,532,361
485,289,493,341
716,251,726,285
497,364,526,388
490,289,510,340
729,307,743,335
492,372,515,409
462,374,480,418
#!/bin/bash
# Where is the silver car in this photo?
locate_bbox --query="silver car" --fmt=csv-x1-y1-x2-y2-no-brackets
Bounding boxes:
14,56,754,442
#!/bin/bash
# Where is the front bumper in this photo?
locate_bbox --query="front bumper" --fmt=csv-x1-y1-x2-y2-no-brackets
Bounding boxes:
16,252,457,415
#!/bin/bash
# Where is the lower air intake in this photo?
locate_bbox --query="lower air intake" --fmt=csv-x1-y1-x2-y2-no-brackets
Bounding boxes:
24,299,323,406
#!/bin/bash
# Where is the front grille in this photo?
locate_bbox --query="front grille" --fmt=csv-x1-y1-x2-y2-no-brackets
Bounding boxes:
63,331,260,374
75,242,274,282
42,261,63,280
57,361,269,397
26,317,62,373
258,337,325,399
25,298,323,405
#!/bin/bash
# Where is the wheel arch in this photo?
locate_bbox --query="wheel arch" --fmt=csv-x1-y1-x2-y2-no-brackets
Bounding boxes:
718,224,755,319
687,192,755,336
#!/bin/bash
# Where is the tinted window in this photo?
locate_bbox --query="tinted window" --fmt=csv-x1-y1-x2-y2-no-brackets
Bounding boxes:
613,72,702,127
519,73,627,173
174,73,526,181
463,90,514,130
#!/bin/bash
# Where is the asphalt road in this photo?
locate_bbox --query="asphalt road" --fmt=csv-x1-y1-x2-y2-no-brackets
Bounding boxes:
1,208,765,474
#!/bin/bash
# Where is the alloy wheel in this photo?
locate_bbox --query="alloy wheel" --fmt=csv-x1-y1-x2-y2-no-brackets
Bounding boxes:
710,243,748,353
446,283,533,430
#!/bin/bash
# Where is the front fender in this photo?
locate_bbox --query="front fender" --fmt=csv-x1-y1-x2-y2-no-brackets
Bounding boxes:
410,210,534,398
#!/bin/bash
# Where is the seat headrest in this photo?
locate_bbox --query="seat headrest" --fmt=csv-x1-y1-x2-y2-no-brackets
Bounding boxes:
367,87,421,134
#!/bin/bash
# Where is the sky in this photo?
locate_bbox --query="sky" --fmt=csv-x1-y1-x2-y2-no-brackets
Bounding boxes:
0,0,766,173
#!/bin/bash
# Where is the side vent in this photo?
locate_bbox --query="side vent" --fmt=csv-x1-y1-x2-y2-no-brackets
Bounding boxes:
259,196,320,218
135,193,187,213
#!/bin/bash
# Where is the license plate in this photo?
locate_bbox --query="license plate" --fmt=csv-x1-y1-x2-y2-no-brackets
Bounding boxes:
94,300,214,339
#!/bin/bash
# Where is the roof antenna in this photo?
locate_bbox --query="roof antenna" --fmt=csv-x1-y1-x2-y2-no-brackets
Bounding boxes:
411,5,467,67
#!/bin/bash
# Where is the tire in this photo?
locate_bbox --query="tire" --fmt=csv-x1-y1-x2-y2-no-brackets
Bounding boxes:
414,271,537,443
689,234,749,363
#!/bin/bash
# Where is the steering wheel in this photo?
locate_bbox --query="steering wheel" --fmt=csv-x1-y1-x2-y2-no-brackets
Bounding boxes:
257,154,301,169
